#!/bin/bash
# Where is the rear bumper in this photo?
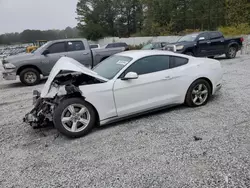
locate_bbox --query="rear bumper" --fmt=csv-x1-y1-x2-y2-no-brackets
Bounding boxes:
2,70,17,80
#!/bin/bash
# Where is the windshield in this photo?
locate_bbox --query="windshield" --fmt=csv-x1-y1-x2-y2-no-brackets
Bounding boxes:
32,42,51,54
178,34,198,42
142,43,153,50
93,55,133,80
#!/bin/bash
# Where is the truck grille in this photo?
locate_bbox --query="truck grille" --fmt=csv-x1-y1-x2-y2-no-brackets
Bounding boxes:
165,45,176,52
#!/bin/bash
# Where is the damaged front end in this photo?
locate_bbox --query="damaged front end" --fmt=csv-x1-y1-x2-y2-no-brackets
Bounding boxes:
23,57,108,129
23,91,56,128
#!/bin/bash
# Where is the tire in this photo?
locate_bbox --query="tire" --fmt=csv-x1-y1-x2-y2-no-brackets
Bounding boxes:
53,98,97,138
20,68,41,86
185,79,212,107
226,46,237,59
185,52,194,56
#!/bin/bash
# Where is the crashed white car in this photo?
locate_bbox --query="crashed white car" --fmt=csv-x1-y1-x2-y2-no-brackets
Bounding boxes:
24,50,223,138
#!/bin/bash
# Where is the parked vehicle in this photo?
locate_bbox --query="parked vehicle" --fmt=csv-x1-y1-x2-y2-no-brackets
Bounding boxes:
24,50,222,138
165,31,244,59
26,40,48,53
2,38,126,86
105,42,129,50
142,42,168,50
90,44,100,49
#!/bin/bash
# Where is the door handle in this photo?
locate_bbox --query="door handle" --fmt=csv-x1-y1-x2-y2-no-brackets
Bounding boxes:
207,41,211,44
60,55,67,57
83,52,89,55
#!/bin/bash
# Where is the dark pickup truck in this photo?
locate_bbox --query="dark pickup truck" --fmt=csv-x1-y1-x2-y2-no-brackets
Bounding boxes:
165,31,244,59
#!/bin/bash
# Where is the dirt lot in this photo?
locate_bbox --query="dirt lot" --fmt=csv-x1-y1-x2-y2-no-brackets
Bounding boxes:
0,55,250,188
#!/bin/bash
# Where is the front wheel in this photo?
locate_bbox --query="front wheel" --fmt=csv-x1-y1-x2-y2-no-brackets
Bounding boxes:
20,68,41,86
53,98,97,138
185,79,212,107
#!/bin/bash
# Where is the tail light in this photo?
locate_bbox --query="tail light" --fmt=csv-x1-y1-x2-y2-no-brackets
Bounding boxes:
240,37,244,43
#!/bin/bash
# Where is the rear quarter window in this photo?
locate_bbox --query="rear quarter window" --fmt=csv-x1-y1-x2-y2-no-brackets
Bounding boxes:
209,32,223,39
170,56,189,68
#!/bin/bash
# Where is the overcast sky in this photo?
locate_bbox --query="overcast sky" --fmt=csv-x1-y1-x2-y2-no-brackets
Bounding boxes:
0,0,78,34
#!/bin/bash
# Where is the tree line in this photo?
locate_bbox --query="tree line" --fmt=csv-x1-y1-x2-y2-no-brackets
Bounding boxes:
0,27,79,45
76,0,250,40
1,0,249,44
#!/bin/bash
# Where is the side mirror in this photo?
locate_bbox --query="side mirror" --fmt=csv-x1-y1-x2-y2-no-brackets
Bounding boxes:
121,72,138,80
198,37,205,41
42,49,50,56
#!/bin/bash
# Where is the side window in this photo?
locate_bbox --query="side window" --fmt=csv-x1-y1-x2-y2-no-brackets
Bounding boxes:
198,33,209,40
125,55,170,76
67,41,85,52
209,32,222,39
47,42,65,54
106,44,112,48
170,56,188,68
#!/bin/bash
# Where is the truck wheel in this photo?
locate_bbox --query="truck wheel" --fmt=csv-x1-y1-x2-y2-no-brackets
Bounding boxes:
53,98,97,138
185,79,211,107
185,52,194,56
226,46,237,59
20,68,41,86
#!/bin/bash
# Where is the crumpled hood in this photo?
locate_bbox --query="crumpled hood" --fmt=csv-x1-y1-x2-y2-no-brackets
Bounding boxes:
5,53,35,64
41,57,108,98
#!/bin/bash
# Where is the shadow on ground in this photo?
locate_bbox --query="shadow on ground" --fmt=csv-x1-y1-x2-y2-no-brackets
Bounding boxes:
0,79,46,89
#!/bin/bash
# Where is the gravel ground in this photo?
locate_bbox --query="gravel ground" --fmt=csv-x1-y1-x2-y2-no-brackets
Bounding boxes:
0,55,250,188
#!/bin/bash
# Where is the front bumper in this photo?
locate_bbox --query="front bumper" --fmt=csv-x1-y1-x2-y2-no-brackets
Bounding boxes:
165,45,184,54
2,69,17,80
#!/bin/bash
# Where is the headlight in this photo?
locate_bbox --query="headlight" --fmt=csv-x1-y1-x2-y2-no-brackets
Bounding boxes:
176,45,184,50
3,63,16,69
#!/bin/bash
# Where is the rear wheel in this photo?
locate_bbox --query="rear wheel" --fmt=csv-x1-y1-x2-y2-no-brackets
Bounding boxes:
185,79,212,107
226,46,237,59
53,98,96,138
20,68,41,86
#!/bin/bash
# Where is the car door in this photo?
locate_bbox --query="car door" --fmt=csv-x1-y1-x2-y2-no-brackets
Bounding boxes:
113,55,176,116
169,56,191,101
196,32,211,57
40,42,67,75
66,41,92,68
208,32,225,55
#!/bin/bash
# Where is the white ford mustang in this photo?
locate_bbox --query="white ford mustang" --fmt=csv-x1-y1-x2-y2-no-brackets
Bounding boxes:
24,50,223,138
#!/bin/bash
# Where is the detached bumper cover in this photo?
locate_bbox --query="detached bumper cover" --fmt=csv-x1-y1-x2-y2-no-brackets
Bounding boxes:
214,83,222,94
2,70,17,80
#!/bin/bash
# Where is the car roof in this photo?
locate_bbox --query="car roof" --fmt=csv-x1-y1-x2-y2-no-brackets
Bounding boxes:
49,38,86,43
117,50,192,59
